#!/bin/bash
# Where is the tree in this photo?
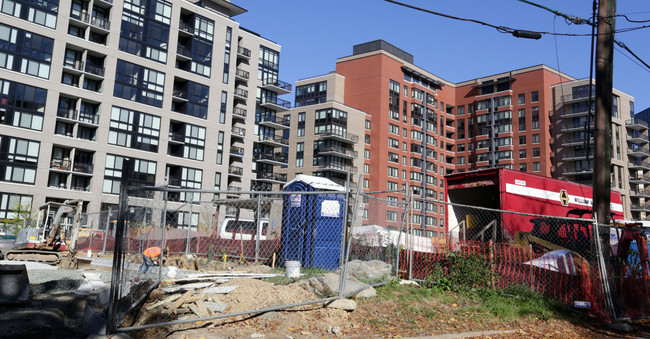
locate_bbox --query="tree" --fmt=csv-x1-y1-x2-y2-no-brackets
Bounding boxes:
0,202,34,235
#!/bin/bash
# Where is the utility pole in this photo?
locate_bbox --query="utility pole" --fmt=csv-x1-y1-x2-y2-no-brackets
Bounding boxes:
593,0,615,255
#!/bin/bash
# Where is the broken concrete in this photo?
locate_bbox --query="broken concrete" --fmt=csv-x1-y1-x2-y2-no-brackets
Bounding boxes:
327,298,357,311
298,273,376,298
161,282,213,293
199,285,238,294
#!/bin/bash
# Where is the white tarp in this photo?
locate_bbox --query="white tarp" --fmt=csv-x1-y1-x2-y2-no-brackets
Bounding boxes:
523,249,576,275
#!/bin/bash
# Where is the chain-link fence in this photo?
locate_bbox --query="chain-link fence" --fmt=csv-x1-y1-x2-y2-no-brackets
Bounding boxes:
104,177,650,333
107,184,403,334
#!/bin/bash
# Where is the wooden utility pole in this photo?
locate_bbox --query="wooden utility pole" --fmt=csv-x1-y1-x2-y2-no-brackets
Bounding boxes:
593,0,615,228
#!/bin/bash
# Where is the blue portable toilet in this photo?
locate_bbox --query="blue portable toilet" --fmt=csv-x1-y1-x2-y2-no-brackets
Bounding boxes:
282,175,346,270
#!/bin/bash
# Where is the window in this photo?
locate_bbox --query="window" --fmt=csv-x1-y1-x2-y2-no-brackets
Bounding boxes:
108,106,160,152
388,138,399,149
0,193,32,232
519,163,527,172
1,136,39,184
364,164,369,174
114,60,165,107
518,93,525,105
0,24,53,79
365,120,371,130
297,127,305,137
0,79,46,131
531,107,539,129
387,211,398,221
103,154,156,196
387,166,398,178
364,149,370,159
457,156,465,165
533,162,541,172
389,123,399,135
531,91,539,102
519,149,527,159
387,181,398,191
533,148,540,157
519,136,526,145
216,131,224,164
532,134,540,144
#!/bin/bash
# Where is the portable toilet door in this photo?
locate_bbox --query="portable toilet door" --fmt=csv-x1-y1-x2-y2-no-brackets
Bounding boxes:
281,179,313,265
308,192,346,270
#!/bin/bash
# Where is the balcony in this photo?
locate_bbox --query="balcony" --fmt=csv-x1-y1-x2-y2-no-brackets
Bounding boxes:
630,188,650,198
70,10,90,24
560,92,594,103
84,63,105,78
232,107,247,120
630,203,650,212
254,152,288,166
72,162,94,175
176,45,192,60
317,145,358,159
63,59,84,73
57,108,79,121
561,150,594,161
626,118,648,131
236,45,251,59
628,145,650,158
261,79,292,95
627,130,649,144
260,97,291,112
317,129,359,143
178,21,194,35
256,171,287,184
561,136,593,147
560,121,594,132
234,88,248,101
90,16,110,31
318,162,358,174
228,166,243,176
78,111,100,125
629,160,650,171
50,158,71,171
231,126,246,138
257,114,289,129
168,131,185,144
560,107,591,118
235,68,249,81
172,88,188,101
630,174,650,185
226,185,241,198
257,134,289,147
561,167,594,176
229,146,245,157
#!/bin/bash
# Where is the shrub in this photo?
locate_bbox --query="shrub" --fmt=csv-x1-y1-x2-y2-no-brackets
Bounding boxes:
423,253,497,293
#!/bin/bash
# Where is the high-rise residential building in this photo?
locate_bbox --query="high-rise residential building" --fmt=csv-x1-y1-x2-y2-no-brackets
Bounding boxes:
0,0,291,229
552,80,635,219
283,40,640,234
631,107,650,219
281,72,367,189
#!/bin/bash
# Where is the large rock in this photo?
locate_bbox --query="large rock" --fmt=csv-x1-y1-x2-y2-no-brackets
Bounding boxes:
327,299,356,311
338,260,392,281
297,273,376,298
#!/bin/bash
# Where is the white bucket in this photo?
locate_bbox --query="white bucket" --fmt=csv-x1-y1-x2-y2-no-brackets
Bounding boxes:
285,261,301,278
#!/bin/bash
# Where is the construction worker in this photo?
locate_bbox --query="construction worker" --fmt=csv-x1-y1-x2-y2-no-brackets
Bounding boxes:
140,246,168,274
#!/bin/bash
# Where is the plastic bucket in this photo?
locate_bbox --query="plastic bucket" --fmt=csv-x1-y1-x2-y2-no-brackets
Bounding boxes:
285,261,301,278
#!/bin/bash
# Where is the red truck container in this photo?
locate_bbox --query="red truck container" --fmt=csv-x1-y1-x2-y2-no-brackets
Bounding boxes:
444,168,623,241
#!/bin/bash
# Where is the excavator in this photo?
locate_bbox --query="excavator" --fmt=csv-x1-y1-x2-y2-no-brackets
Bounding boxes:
4,200,84,269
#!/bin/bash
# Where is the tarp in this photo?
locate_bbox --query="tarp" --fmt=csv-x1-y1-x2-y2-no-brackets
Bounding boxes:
523,249,576,275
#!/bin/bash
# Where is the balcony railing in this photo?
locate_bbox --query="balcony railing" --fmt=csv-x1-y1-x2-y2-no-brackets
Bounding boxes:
319,162,358,173
229,146,244,156
627,118,649,128
627,130,649,141
172,88,188,99
256,172,287,182
629,160,650,168
261,97,291,109
561,150,594,160
179,21,194,34
316,129,360,143
71,10,90,23
561,92,594,102
630,189,650,196
258,134,288,145
232,126,246,138
629,145,650,154
235,68,249,80
258,114,289,127
84,63,105,77
50,158,71,171
237,46,251,58
177,45,192,58
234,88,248,99
72,162,94,174
57,108,78,120
228,166,243,176
90,16,110,30
232,107,247,118
64,59,84,71
254,152,288,163
262,79,292,92
78,111,100,124
169,131,185,143
318,145,358,158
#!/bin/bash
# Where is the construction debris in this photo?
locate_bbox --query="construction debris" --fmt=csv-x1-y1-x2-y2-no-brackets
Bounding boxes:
146,294,182,311
161,282,214,294
199,286,238,294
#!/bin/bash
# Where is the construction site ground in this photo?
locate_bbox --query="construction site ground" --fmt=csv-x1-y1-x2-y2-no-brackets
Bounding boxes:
1,253,650,339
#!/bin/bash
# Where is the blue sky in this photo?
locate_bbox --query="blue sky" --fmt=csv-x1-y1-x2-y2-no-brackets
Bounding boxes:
237,0,650,111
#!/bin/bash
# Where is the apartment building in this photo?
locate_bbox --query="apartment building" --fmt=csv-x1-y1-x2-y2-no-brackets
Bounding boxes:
632,107,650,219
281,72,367,189
0,0,290,228
284,40,639,235
552,80,636,218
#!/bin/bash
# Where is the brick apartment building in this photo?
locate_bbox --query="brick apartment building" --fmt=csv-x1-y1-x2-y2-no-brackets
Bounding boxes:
282,40,638,236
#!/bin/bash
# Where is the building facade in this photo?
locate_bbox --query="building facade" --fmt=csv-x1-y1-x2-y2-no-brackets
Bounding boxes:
0,0,290,230
285,40,639,235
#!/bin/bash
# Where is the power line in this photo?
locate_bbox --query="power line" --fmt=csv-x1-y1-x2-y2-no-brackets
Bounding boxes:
384,0,650,37
615,46,650,74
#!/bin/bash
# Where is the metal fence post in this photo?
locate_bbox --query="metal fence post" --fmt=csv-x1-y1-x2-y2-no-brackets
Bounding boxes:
592,213,617,321
186,194,193,254
255,193,261,263
102,207,111,254
338,174,351,299
158,187,168,282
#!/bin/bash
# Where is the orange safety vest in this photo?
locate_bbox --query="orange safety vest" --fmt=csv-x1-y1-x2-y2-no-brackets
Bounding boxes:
143,247,162,258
